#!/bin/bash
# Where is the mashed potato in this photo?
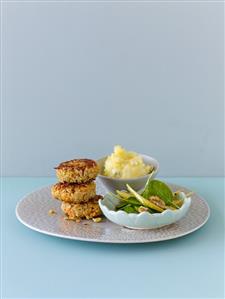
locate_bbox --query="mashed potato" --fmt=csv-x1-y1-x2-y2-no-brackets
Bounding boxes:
104,145,154,179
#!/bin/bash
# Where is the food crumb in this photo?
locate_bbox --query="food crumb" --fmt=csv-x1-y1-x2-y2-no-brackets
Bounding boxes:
93,217,102,223
48,209,56,216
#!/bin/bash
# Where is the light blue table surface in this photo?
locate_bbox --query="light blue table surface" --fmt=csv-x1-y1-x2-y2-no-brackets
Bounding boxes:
2,177,225,299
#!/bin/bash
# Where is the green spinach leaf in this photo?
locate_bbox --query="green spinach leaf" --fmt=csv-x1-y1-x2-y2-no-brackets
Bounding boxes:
121,204,138,213
141,179,173,204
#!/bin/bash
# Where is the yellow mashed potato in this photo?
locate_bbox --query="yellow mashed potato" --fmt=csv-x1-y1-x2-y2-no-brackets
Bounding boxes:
104,145,154,179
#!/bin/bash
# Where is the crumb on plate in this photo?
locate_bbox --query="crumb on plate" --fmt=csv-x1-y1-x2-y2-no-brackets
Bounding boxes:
48,209,56,216
92,217,102,223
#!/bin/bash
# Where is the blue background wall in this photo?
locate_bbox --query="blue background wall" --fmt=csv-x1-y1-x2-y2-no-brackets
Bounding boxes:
2,2,224,176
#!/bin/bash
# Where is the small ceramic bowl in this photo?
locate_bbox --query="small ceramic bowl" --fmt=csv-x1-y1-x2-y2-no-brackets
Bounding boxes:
97,154,159,192
99,192,191,229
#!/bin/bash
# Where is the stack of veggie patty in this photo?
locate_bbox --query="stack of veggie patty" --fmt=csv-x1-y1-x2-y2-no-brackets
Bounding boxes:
51,159,102,220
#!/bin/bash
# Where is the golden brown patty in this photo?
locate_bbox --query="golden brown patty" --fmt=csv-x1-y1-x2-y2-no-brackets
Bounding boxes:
55,159,99,183
51,181,96,204
61,195,102,220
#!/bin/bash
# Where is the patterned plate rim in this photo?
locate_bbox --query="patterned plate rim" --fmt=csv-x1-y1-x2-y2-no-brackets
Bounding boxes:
15,183,210,244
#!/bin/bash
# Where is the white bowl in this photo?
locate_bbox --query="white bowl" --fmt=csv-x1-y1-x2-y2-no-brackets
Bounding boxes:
99,192,191,230
97,154,159,192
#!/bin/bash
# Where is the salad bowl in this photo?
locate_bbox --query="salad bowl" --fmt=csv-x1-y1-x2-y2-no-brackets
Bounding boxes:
99,192,192,229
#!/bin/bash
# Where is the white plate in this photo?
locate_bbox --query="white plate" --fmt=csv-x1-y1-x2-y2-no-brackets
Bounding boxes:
16,180,210,243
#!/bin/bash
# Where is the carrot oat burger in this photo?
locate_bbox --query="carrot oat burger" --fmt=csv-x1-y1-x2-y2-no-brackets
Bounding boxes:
51,181,96,204
55,159,99,183
61,195,102,220
52,158,102,221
